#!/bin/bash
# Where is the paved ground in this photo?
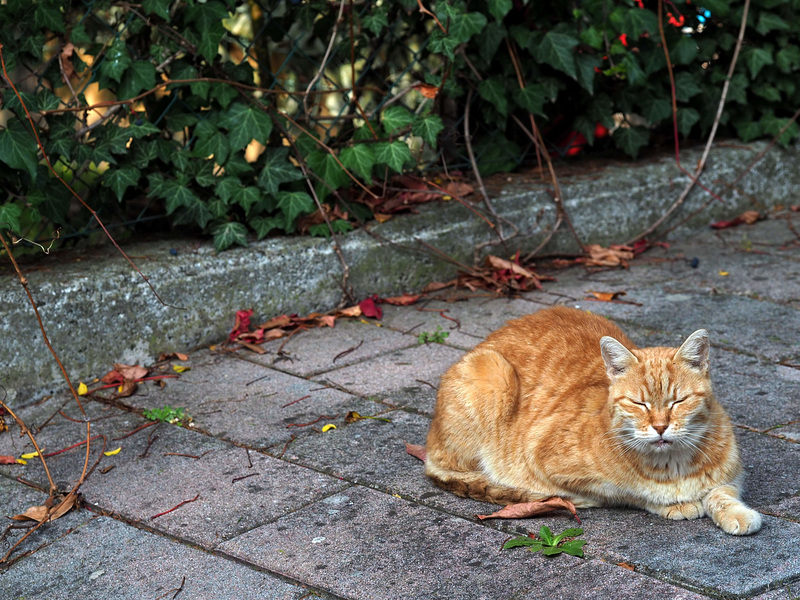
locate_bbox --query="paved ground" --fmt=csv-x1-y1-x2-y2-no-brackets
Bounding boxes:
2,214,800,600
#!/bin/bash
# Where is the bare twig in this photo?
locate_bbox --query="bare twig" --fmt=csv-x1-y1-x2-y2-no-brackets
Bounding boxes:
303,0,347,115
626,0,750,245
416,0,447,33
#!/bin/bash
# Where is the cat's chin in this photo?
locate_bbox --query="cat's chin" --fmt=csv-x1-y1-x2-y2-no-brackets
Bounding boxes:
651,440,673,451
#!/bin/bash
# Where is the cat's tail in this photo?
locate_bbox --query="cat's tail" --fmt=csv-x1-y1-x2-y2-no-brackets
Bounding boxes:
424,462,549,506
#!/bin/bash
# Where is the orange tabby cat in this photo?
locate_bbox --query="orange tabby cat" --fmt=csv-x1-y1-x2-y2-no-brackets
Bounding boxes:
425,306,761,535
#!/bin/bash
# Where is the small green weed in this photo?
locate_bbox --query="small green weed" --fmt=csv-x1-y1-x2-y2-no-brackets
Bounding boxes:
503,526,586,558
417,326,449,344
142,405,192,426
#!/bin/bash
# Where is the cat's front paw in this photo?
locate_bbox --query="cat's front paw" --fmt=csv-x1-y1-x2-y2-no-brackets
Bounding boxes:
711,505,762,535
660,501,705,521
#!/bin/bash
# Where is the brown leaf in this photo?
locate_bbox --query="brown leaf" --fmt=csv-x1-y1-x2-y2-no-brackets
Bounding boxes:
264,328,287,340
416,83,439,99
422,280,456,293
0,455,18,464
113,363,149,381
617,562,636,571
345,411,364,424
374,213,393,223
338,305,362,317
476,497,579,522
158,352,190,362
382,294,422,306
319,315,336,328
11,492,78,523
115,379,138,398
580,244,634,268
486,255,539,281
239,342,267,354
443,181,474,198
710,210,762,229
101,369,123,384
586,290,626,302
405,442,427,462
257,314,293,330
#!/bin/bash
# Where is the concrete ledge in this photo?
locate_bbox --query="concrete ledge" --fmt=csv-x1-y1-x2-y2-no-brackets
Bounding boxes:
2,140,797,399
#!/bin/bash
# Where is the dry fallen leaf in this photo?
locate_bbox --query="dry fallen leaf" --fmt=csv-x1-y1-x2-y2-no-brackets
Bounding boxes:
416,83,439,99
476,497,580,522
113,363,149,381
115,379,138,398
585,290,626,302
11,491,78,523
710,210,762,229
382,294,422,306
617,562,636,571
578,244,635,268
0,455,18,464
405,442,427,462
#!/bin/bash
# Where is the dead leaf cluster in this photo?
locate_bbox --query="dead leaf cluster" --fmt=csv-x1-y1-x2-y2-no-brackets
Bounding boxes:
457,253,552,294
710,210,761,230
578,244,635,268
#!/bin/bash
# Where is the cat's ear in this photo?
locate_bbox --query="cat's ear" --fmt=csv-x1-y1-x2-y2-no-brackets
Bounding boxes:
674,329,710,372
600,336,638,380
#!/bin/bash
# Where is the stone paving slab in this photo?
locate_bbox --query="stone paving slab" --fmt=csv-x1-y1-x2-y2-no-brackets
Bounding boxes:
128,351,385,448
78,424,350,549
218,485,591,600
573,509,800,597
1,516,312,600
735,430,800,508
252,318,417,376
0,475,95,567
316,342,464,414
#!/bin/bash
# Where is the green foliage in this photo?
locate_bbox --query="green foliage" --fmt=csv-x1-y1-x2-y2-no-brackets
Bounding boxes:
503,526,586,558
142,405,192,426
418,326,450,344
1,0,799,251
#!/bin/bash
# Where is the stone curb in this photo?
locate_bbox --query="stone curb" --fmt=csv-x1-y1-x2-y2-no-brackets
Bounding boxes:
1,140,797,399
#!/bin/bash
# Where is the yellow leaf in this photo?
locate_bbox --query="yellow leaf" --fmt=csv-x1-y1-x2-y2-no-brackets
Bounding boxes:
77,382,88,396
21,451,39,459
173,364,190,373
16,459,27,465
719,271,729,276
104,447,122,456
209,345,216,351
118,386,123,392
442,195,452,201
321,424,337,432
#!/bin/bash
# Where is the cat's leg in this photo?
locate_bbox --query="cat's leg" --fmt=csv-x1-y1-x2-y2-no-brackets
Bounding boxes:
647,501,705,520
702,485,762,535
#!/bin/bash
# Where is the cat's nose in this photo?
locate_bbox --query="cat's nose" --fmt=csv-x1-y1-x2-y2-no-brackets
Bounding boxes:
653,424,668,435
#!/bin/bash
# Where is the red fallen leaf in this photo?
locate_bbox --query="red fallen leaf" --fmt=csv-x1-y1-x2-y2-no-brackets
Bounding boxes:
405,442,427,462
114,363,149,381
101,369,124,384
382,294,422,306
476,497,580,523
710,210,761,229
359,296,382,319
319,315,336,328
416,82,439,99
229,309,253,342
0,455,18,464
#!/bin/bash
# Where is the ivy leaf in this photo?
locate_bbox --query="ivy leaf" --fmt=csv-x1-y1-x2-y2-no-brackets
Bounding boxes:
193,121,229,164
340,144,375,181
277,190,314,231
612,126,650,159
307,150,349,190
677,108,700,136
163,181,200,214
212,221,248,252
0,203,23,234
186,1,228,62
142,0,170,19
117,61,156,100
362,11,388,35
212,83,239,109
478,77,508,116
374,141,413,173
233,186,262,216
742,47,774,80
35,2,65,33
674,72,702,101
575,54,601,95
487,0,512,22
573,115,596,146
215,177,242,203
753,85,781,102
513,85,546,116
103,166,141,201
256,149,304,196
251,215,285,238
733,119,762,142
0,120,39,179
172,197,213,229
622,54,645,86
224,152,254,177
670,36,698,65
640,97,672,125
623,8,659,38
761,113,800,145
382,106,415,135
536,32,579,80
221,103,273,151
448,11,488,45
428,29,460,59
776,46,800,73
756,12,790,35
100,39,132,83
413,114,445,146
580,27,604,50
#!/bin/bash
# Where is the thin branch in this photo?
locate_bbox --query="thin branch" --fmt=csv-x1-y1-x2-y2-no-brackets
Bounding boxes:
303,0,347,115
626,0,749,245
416,0,447,33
